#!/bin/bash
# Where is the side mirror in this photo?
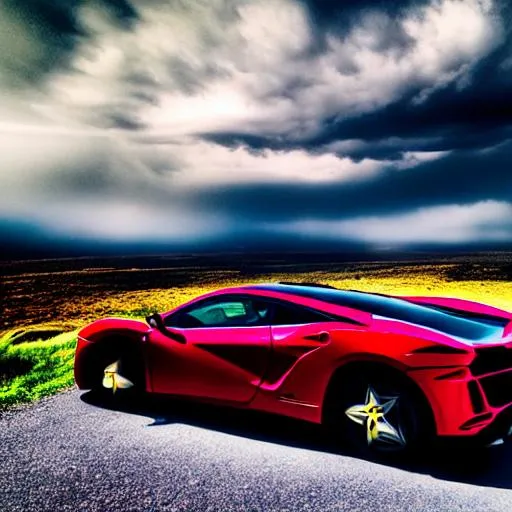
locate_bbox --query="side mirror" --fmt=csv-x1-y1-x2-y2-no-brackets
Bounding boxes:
146,313,165,330
146,313,186,344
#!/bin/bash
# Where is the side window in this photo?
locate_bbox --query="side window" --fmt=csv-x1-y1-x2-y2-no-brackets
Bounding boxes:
271,303,333,326
166,298,272,328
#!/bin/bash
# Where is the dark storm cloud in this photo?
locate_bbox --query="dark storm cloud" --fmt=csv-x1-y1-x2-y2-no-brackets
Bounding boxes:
302,0,431,25
2,0,512,256
0,0,138,88
301,0,425,54
194,0,512,163
307,45,512,157
201,26,512,161
0,0,82,87
101,0,139,27
192,141,512,222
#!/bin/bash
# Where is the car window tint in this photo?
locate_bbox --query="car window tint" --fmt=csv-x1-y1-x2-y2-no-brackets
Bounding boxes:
169,298,271,328
189,302,247,325
271,303,332,325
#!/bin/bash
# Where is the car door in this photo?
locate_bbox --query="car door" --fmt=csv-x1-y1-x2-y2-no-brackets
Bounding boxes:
264,301,338,385
146,295,272,403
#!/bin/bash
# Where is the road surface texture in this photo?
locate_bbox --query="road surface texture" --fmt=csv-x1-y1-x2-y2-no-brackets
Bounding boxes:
1,389,511,512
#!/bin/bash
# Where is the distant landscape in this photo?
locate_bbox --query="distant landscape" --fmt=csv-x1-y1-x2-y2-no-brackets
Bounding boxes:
2,251,512,333
1,252,511,409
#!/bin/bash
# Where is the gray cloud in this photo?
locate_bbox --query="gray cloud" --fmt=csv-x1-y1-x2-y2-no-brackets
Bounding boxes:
0,0,138,89
1,0,511,256
186,141,512,222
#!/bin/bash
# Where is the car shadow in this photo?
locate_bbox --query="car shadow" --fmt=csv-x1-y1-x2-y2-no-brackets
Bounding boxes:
80,390,512,491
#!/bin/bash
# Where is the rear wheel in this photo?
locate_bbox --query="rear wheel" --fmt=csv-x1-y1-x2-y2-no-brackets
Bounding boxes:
326,367,433,457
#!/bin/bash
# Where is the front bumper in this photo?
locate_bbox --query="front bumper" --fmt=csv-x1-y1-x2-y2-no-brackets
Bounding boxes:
408,366,512,437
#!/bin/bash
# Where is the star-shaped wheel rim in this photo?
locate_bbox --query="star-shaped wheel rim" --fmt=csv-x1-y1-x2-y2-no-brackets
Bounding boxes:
102,360,134,393
345,386,406,448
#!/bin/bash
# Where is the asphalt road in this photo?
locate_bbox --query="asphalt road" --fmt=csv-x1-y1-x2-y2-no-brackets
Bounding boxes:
1,390,512,512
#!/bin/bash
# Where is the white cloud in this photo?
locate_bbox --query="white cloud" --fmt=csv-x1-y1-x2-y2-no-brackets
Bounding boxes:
0,128,385,223
276,201,512,245
0,0,503,187
395,150,451,169
27,0,502,140
32,200,231,242
0,0,508,247
325,137,451,166
0,130,93,195
133,138,384,186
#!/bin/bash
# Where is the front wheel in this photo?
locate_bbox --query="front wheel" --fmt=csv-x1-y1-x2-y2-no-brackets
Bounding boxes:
90,343,145,404
327,368,433,457
102,359,136,394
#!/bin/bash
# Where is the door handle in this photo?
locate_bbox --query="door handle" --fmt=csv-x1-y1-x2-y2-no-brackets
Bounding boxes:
303,331,330,343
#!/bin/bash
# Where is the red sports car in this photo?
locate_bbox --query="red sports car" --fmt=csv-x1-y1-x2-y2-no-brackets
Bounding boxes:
74,283,512,454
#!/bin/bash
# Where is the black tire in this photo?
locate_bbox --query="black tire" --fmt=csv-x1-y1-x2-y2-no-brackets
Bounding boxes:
325,366,433,458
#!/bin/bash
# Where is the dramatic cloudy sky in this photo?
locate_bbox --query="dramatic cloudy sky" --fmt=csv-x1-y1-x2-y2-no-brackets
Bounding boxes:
1,0,511,257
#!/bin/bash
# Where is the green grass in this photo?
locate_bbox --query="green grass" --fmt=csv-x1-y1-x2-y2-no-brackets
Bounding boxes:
0,329,77,410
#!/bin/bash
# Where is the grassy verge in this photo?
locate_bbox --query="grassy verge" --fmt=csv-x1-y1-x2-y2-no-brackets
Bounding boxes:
0,328,77,410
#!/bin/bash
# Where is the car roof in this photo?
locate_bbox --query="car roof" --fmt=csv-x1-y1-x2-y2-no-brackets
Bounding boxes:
244,282,392,305
242,283,504,342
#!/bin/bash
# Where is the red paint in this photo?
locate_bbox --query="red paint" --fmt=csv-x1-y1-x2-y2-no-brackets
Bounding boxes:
75,285,512,438
147,326,271,402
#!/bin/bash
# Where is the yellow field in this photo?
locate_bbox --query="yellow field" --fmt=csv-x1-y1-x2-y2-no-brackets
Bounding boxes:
61,267,512,328
3,259,511,337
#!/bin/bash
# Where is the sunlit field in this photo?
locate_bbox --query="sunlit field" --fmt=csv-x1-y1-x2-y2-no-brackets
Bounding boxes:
1,254,511,409
83,268,512,322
